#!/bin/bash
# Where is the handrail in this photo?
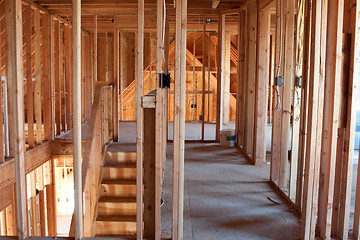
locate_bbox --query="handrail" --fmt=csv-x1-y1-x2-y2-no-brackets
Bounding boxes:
69,84,114,237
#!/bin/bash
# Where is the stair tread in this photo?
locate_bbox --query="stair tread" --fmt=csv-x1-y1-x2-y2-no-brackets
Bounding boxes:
95,233,136,239
103,163,137,168
99,196,137,203
102,179,136,185
96,215,136,222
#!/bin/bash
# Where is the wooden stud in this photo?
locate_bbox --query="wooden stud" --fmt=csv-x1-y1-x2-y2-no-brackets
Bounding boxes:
201,14,206,141
72,0,83,239
136,0,145,239
34,9,42,145
113,18,119,142
154,0,165,238
5,0,27,238
25,4,34,149
65,25,72,131
300,0,325,238
37,166,46,236
319,0,344,238
238,11,246,147
222,32,230,125
253,8,269,166
216,14,224,142
54,20,61,136
30,171,38,235
172,0,187,238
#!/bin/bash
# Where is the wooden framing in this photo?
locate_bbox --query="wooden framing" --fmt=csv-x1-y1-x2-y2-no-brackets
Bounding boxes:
5,0,27,238
300,0,325,238
319,0,344,238
215,14,224,142
113,17,119,142
136,0,145,239
72,0,83,239
253,6,269,166
172,0,187,238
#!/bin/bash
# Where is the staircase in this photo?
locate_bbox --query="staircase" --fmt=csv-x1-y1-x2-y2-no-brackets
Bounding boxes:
94,143,138,239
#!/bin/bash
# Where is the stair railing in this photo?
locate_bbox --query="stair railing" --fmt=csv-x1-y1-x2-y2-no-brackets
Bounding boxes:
69,83,114,237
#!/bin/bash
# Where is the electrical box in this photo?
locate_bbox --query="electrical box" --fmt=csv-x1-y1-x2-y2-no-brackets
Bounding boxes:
275,76,284,86
160,73,171,89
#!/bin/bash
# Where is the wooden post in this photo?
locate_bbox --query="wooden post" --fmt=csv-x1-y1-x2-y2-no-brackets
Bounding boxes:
5,0,27,238
216,14,225,141
30,171,38,235
172,0,186,239
352,1,360,239
37,166,46,236
25,4,34,149
319,0,344,238
34,9,42,145
72,0,83,239
253,9,269,166
201,14,206,141
300,0,325,238
278,0,295,188
238,11,246,147
113,18,119,142
154,0,165,238
136,0,145,239
143,92,156,239
223,32,230,125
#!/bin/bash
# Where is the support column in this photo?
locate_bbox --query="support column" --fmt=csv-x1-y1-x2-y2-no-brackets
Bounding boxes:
216,14,225,141
223,33,230,125
72,0,83,239
172,0,187,238
5,0,27,238
253,9,270,166
113,18,119,142
136,0,144,239
155,0,164,238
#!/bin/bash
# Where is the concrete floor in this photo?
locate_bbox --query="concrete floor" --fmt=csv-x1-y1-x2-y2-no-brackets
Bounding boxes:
161,143,300,240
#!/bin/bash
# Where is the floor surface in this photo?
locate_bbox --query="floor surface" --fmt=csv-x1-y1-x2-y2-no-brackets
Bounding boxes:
161,143,300,240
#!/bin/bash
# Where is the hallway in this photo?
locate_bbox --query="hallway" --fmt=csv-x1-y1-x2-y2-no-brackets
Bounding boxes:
161,143,300,240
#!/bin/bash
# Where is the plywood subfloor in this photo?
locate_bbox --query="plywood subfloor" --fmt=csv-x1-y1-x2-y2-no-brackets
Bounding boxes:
161,143,300,240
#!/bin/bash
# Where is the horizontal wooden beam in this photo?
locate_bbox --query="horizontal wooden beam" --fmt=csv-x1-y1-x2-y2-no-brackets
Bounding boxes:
51,139,87,155
0,141,51,189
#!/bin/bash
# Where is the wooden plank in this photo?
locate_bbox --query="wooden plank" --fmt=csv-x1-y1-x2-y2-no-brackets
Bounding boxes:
5,0,27,238
42,13,53,141
278,0,295,188
30,171,38,235
212,0,220,9
37,165,46,236
155,0,164,238
143,106,155,238
319,0,344,238
289,0,304,202
172,0,186,238
215,14,224,142
25,4,34,149
72,0,83,239
113,18,119,142
238,11,246,147
136,0,144,239
201,15,206,141
245,2,256,157
300,0,324,238
223,33,230,125
0,183,14,212
34,9,42,145
65,24,72,131
270,0,282,184
253,9,269,166
54,20,61,136
45,159,56,236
